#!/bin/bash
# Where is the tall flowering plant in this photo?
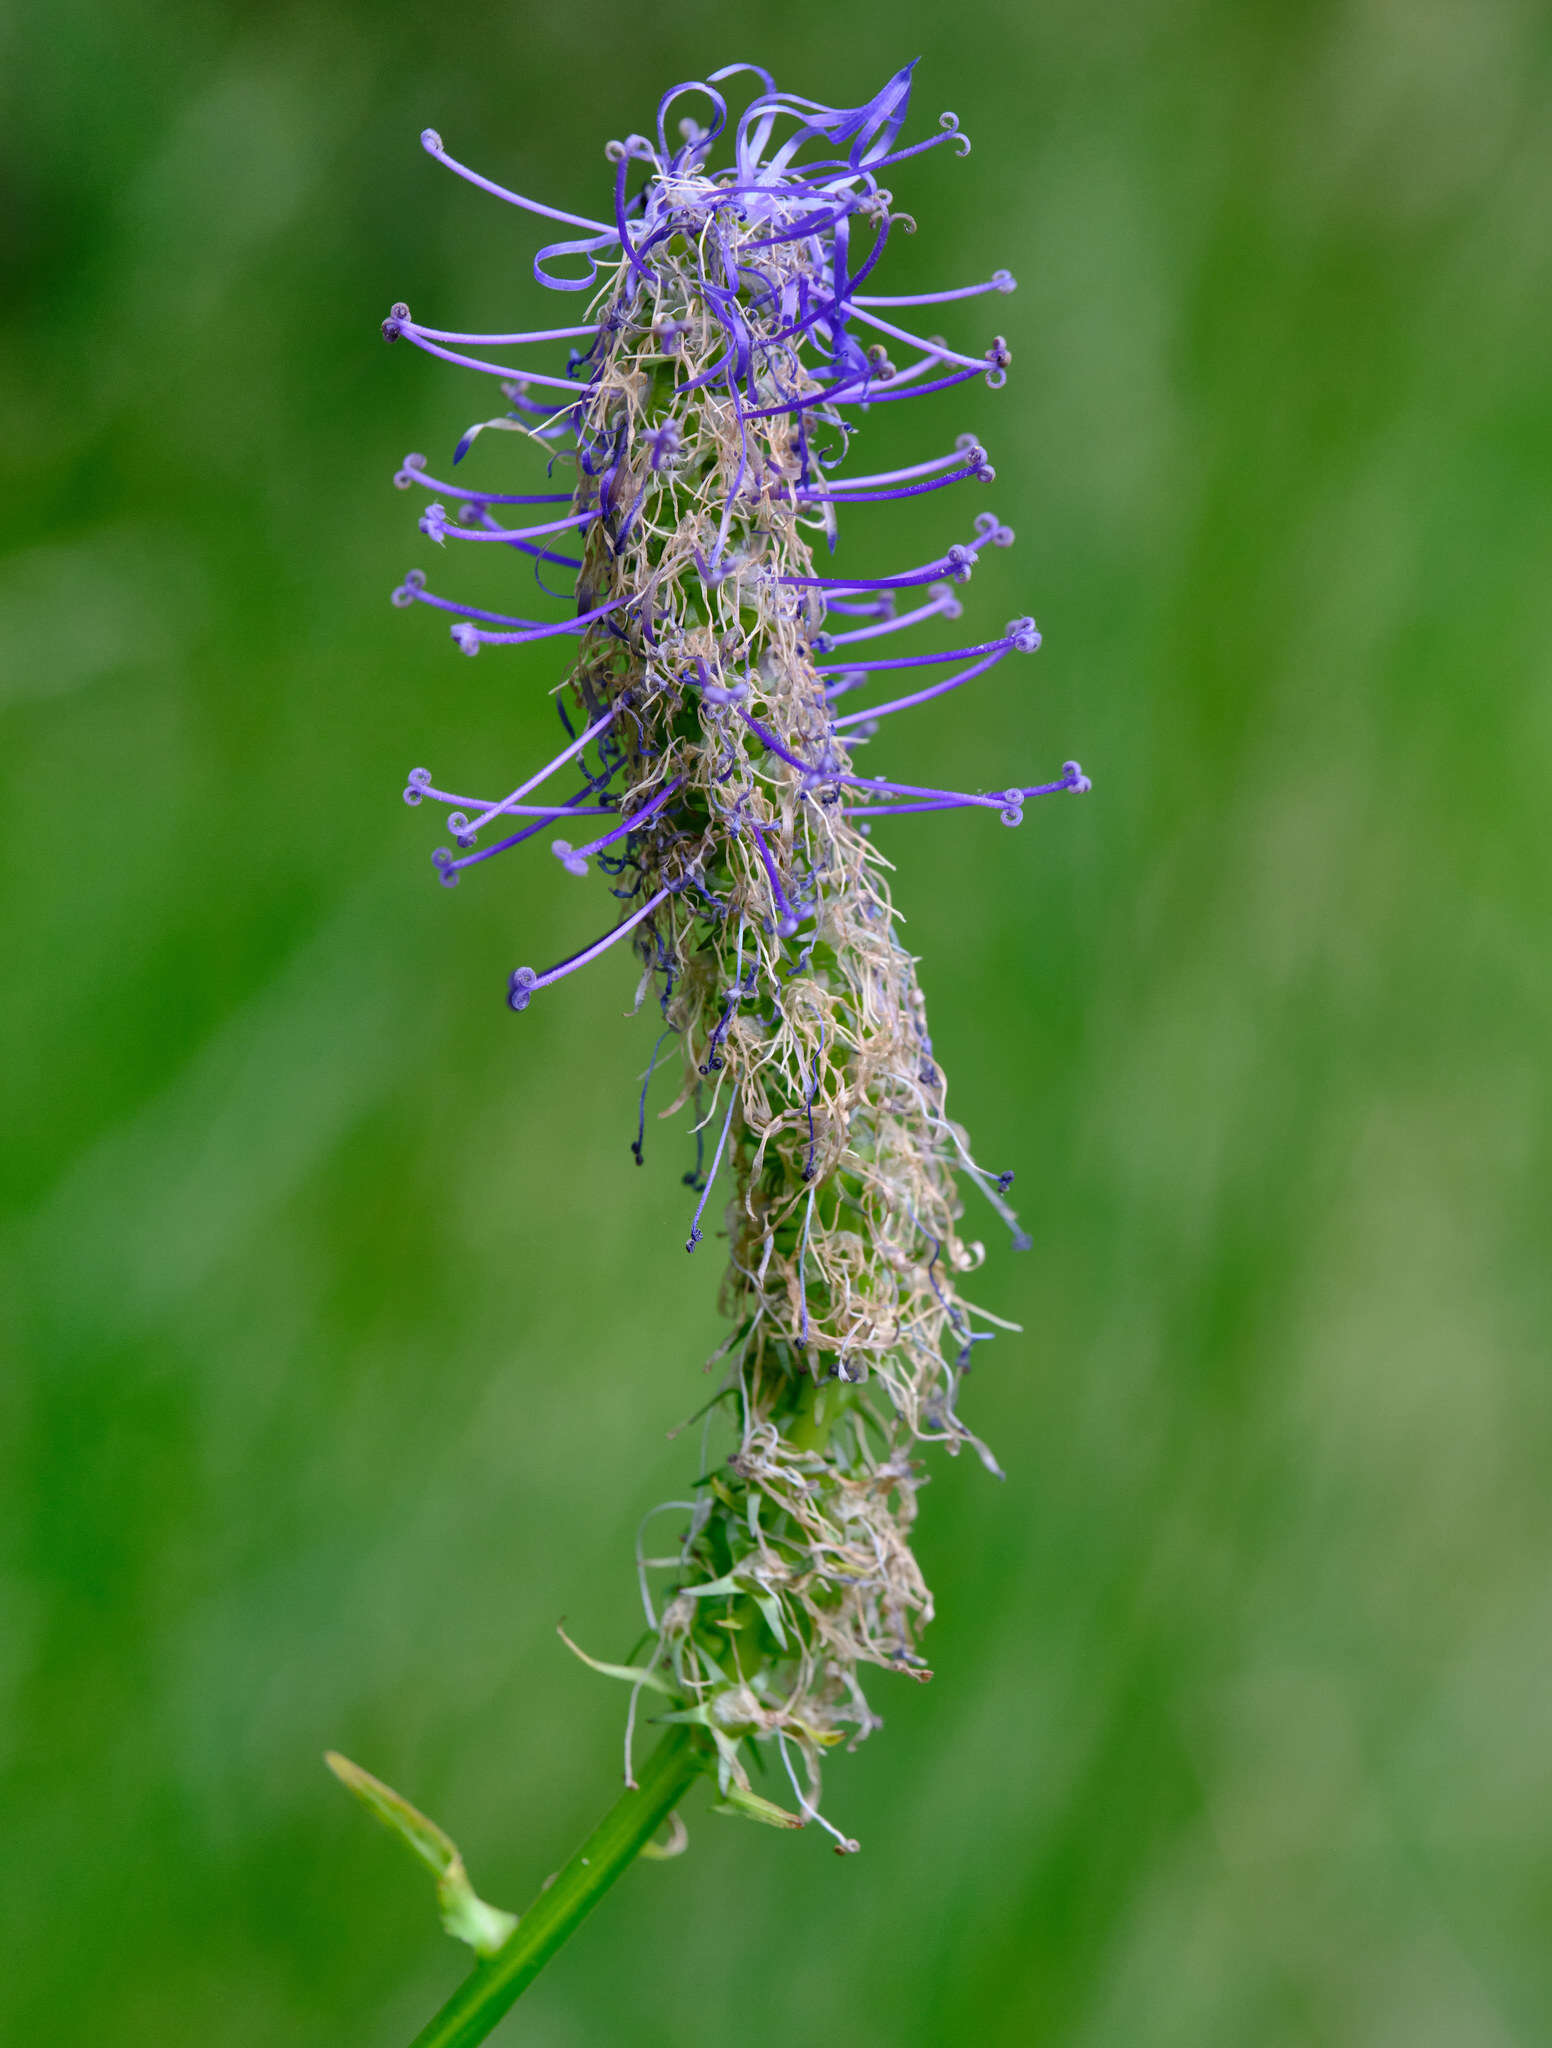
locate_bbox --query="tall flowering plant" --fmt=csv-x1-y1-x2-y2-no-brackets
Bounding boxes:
332,60,1087,2046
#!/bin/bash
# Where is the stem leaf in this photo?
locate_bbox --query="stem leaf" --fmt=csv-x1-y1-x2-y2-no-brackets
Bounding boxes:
324,1751,519,1958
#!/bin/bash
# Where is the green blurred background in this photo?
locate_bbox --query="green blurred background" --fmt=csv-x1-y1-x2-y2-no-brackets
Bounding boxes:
4,0,1550,2041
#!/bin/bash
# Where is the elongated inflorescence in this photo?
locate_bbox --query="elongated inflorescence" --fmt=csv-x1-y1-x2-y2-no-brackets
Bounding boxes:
389,61,1087,1850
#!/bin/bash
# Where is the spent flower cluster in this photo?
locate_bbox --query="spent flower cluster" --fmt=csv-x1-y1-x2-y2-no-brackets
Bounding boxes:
388,61,1087,1851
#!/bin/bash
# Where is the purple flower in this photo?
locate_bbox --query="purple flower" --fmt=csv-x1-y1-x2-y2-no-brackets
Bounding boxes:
383,60,1090,1845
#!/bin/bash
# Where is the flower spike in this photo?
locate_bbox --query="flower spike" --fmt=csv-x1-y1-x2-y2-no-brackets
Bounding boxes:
386,60,1090,1857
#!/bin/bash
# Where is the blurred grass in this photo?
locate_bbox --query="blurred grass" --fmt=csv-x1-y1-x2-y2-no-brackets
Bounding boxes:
3,0,1550,2042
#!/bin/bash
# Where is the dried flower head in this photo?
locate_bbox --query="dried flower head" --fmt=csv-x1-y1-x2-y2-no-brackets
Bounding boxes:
388,61,1088,1851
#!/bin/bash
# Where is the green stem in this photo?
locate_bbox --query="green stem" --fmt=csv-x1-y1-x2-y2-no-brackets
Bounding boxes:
407,1726,704,2048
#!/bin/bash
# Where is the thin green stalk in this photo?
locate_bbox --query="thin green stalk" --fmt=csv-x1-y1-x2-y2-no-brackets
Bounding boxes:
406,1727,704,2048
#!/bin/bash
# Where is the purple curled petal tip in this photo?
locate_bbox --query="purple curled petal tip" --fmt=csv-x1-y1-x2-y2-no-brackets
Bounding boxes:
1063,761,1092,793
508,966,538,1012
939,113,971,158
992,268,1016,293
450,621,480,656
421,128,443,155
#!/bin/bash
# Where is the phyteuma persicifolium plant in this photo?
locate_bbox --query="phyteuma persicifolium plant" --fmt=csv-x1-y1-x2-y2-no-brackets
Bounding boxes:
330,59,1090,2047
